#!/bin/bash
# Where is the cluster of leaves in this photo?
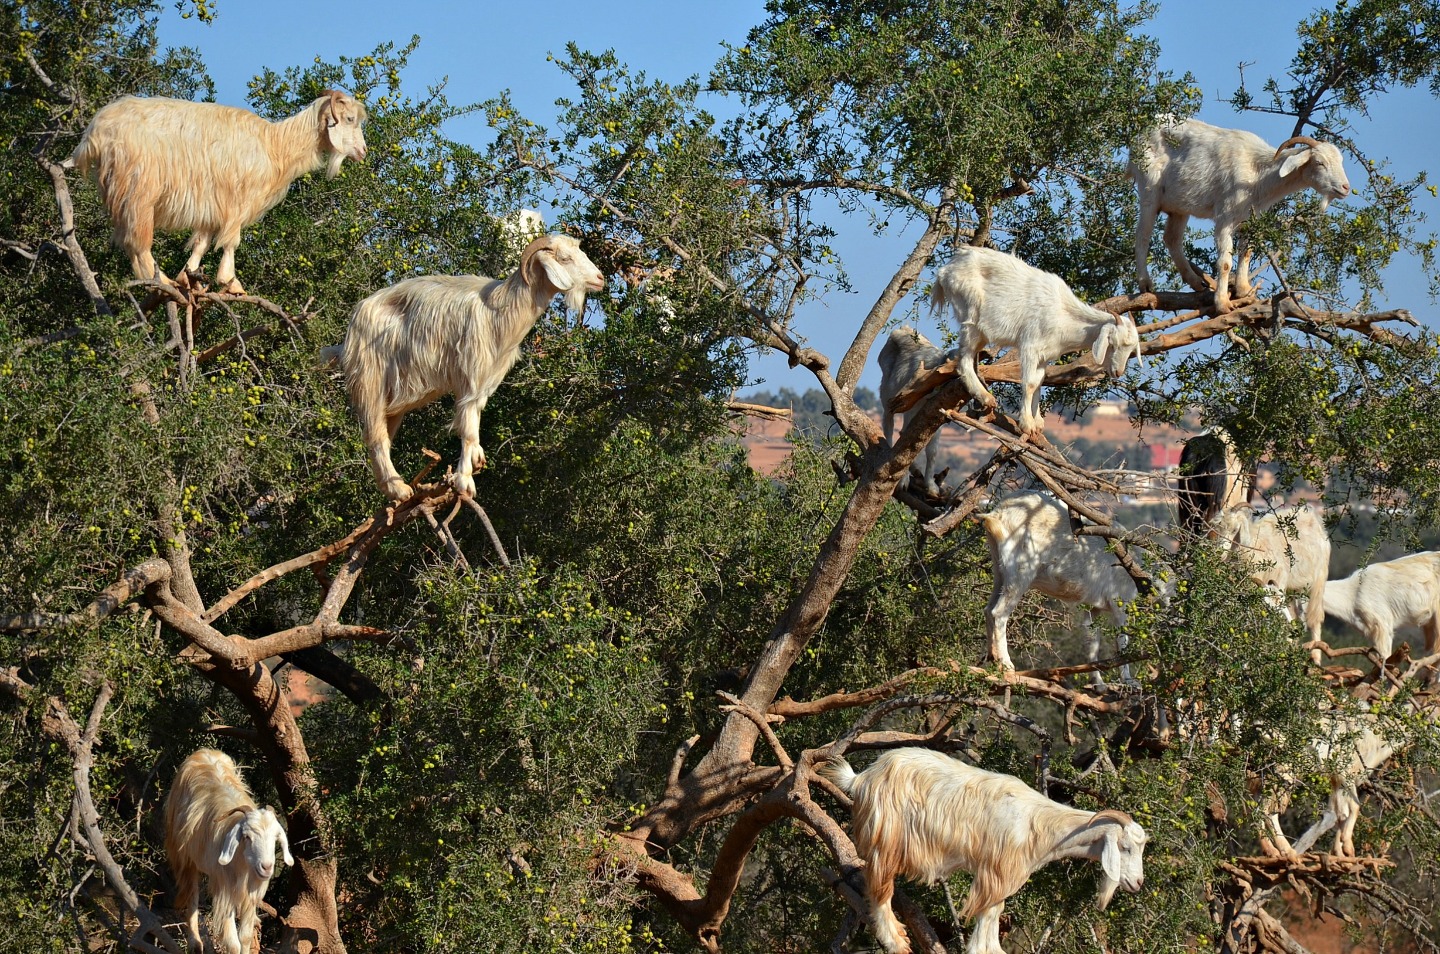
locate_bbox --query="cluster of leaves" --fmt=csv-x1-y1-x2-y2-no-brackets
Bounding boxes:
3,0,1440,952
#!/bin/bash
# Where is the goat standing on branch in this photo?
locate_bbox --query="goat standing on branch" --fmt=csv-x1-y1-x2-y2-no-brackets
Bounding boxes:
1129,118,1351,312
329,234,605,501
1323,550,1440,661
1213,504,1331,658
930,246,1144,440
820,748,1147,954
981,491,1143,678
165,749,293,954
1260,698,1435,858
72,90,368,293
878,325,949,496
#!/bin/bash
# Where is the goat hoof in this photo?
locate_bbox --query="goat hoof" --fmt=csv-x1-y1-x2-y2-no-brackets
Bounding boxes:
219,278,246,296
383,479,415,502
453,474,477,499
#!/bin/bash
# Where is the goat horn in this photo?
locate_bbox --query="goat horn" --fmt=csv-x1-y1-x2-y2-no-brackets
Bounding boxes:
1089,808,1134,826
1274,135,1322,159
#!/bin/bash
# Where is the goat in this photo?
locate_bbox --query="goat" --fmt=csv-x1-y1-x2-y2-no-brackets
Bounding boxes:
1211,504,1330,659
165,749,292,954
878,325,949,496
330,234,605,500
819,748,1147,954
981,491,1140,680
930,246,1144,440
1129,118,1351,312
72,90,368,293
1259,701,1431,858
1175,427,1251,535
1323,551,1440,660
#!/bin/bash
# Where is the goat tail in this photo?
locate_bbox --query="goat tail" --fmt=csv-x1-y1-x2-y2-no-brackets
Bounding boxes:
928,276,949,317
815,756,857,794
70,131,97,177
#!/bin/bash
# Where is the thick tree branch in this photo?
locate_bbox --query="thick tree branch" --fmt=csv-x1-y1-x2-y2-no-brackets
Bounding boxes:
0,559,171,632
35,150,112,318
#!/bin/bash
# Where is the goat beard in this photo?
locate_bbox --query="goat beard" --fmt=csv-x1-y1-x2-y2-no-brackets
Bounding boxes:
325,151,346,180
563,286,589,316
1095,875,1119,912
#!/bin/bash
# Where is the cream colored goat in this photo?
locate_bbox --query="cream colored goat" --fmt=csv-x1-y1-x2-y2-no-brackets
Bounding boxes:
1212,504,1330,658
331,234,605,500
820,749,1147,954
72,90,367,292
930,246,1144,439
1258,699,1436,858
1130,118,1351,312
981,491,1141,679
1322,551,1440,660
165,749,292,954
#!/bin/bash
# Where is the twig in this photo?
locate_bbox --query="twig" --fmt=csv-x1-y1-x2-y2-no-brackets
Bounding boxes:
460,496,512,568
717,691,793,770
726,400,794,422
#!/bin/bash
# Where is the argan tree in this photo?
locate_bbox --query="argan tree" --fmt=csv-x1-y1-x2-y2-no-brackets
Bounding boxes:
3,1,1439,953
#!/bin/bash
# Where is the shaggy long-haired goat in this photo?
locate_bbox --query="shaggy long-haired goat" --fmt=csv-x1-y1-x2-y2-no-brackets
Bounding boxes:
878,325,949,496
332,234,605,500
1212,504,1330,658
165,749,293,954
1176,428,1251,535
930,246,1144,440
1130,118,1351,311
820,748,1147,954
1322,550,1440,661
72,90,367,293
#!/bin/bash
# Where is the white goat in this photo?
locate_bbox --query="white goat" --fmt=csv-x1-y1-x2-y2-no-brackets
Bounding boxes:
930,246,1144,440
981,491,1139,679
1130,118,1351,312
1259,705,1421,859
820,748,1147,954
72,90,368,293
878,325,949,495
331,234,605,500
1212,504,1330,659
165,749,292,954
1323,551,1440,660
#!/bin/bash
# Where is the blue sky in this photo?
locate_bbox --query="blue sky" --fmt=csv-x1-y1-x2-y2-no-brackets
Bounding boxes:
156,1,1439,394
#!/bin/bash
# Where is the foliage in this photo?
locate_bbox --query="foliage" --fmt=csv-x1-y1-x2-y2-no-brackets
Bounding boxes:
2,1,1440,953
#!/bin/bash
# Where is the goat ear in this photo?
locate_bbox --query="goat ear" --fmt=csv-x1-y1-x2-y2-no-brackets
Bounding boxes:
1277,148,1311,178
519,238,551,287
271,809,294,867
1099,825,1124,884
1092,325,1115,365
218,820,245,865
538,254,576,292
